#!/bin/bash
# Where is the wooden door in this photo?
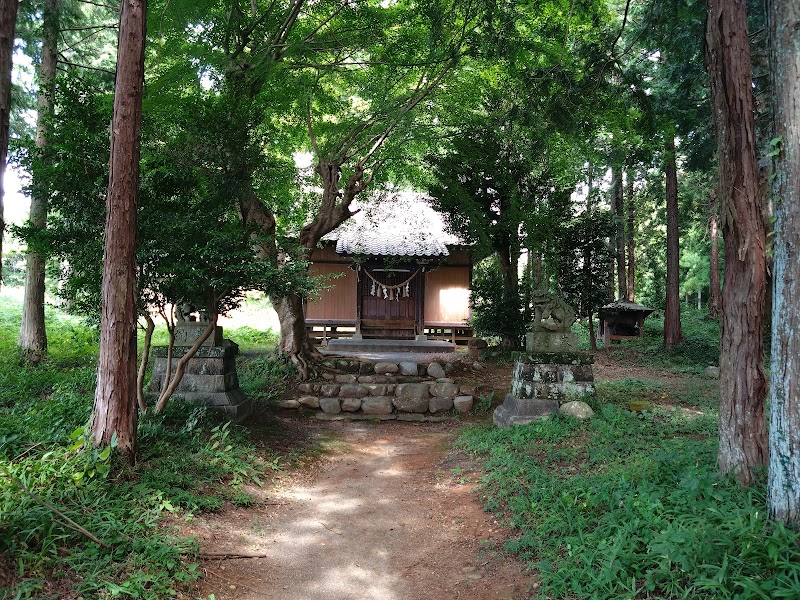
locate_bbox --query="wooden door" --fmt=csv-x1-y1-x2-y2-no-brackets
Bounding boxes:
360,268,418,338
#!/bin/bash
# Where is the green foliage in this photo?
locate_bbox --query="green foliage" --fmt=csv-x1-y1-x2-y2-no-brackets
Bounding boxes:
611,308,721,372
457,379,800,599
237,354,295,405
0,298,288,599
468,258,525,345
552,208,614,317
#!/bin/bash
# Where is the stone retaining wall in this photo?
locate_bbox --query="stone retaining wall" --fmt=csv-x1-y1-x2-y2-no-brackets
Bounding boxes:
281,359,475,417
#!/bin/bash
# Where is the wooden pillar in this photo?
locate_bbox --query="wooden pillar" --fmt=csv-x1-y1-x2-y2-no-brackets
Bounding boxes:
354,265,363,339
416,268,426,339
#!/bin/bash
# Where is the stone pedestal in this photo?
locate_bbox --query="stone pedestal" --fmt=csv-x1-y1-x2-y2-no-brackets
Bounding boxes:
493,350,594,428
525,330,579,353
147,339,251,422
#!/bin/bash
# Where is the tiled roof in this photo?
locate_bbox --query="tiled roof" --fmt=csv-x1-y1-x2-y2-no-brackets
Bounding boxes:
326,190,460,257
599,299,655,314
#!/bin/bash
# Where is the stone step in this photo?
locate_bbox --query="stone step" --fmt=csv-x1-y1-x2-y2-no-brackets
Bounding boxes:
324,339,455,353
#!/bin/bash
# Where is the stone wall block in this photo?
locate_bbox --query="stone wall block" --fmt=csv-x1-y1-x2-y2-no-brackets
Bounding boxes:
337,360,361,374
459,384,477,397
320,384,341,397
393,397,429,413
339,384,369,398
341,397,362,412
399,362,418,376
396,383,430,400
429,382,459,399
427,362,446,378
297,383,319,394
362,397,394,415
299,396,321,409
453,396,474,412
429,396,454,414
358,375,376,384
365,384,390,396
319,397,342,414
335,374,358,384
359,362,375,375
375,362,400,374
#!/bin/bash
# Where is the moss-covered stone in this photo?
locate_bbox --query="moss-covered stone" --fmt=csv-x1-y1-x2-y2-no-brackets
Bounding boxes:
511,351,594,365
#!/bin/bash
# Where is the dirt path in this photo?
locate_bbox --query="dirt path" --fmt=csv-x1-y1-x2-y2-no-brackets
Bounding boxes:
188,421,534,600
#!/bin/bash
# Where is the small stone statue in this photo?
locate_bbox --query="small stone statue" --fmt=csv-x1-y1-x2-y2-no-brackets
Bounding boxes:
530,288,576,333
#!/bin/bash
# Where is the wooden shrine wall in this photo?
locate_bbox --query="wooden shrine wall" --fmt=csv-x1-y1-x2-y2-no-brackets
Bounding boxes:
423,266,471,325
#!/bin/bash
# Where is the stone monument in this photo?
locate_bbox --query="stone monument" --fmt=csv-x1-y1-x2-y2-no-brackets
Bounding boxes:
493,289,594,427
147,323,251,422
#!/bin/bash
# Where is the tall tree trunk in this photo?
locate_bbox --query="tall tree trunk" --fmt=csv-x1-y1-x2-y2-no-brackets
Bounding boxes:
664,134,683,349
91,0,147,460
767,0,800,523
608,166,624,300
496,243,520,349
20,0,58,362
625,170,635,302
612,166,626,299
706,0,768,486
584,237,598,351
708,188,721,318
0,0,20,282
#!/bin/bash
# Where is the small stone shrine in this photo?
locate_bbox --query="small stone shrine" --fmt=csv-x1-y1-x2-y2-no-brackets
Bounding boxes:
493,289,594,427
147,323,251,421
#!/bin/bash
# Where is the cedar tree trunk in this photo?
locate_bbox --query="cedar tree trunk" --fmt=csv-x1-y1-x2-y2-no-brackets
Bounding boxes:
496,235,520,349
664,134,683,349
20,0,57,361
708,188,721,318
625,170,635,302
612,166,626,299
706,0,768,485
767,0,800,523
91,0,147,459
0,0,19,280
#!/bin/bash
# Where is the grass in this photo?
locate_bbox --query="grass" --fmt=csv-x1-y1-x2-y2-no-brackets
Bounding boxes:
457,350,800,598
0,292,290,599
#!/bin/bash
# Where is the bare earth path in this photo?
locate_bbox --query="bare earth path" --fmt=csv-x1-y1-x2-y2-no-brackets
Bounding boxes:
189,420,534,600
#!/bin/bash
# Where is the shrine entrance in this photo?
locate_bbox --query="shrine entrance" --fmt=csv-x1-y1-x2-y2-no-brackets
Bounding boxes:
358,266,422,339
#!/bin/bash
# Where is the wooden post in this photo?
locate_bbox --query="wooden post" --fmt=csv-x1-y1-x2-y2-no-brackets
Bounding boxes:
354,266,363,339
415,269,426,339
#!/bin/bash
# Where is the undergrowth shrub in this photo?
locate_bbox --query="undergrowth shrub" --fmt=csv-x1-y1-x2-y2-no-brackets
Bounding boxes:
458,400,800,599
0,294,286,599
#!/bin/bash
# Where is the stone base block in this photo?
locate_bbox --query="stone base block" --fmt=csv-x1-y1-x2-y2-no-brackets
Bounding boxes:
493,394,559,427
155,389,252,423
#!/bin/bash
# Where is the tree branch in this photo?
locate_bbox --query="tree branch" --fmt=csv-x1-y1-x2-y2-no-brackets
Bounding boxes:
57,58,115,75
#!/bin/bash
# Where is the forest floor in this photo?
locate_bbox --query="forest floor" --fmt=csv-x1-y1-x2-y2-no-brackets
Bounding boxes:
186,352,690,600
